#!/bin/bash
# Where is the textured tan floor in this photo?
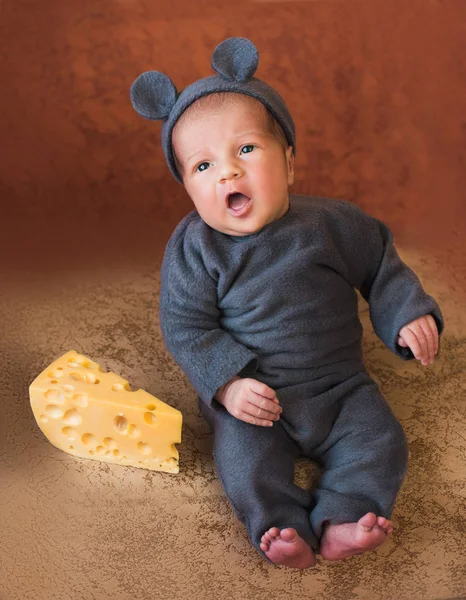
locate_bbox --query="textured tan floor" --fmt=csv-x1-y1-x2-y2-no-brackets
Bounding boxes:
1,254,465,600
1,0,466,598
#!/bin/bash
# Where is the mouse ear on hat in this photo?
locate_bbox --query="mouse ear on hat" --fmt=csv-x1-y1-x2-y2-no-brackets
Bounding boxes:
130,71,178,120
212,37,259,83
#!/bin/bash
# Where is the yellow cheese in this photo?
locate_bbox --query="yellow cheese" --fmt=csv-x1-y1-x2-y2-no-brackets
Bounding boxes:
29,350,182,473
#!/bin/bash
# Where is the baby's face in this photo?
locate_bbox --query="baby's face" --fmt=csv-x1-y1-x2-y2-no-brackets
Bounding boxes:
172,96,294,237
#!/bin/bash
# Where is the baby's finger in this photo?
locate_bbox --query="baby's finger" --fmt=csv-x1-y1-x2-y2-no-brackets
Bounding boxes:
410,322,431,364
397,336,409,347
246,401,281,422
419,318,435,364
238,410,275,427
426,314,439,355
249,392,282,415
248,380,278,401
400,326,423,362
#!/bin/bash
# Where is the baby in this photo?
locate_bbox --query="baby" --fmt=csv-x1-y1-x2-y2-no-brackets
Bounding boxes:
131,38,443,569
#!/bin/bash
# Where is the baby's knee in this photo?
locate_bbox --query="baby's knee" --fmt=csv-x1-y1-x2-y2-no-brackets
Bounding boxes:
383,417,409,469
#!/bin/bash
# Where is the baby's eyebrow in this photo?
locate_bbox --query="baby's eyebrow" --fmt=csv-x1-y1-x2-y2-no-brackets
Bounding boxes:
235,129,267,138
185,149,209,165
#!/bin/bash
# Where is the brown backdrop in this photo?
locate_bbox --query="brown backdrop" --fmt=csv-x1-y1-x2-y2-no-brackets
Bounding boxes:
1,0,465,283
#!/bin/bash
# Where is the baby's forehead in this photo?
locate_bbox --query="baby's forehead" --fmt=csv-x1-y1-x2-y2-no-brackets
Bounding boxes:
176,93,269,133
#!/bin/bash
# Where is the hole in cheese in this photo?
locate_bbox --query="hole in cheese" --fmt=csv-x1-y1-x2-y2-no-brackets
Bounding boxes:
67,356,86,367
144,412,157,425
63,409,83,426
83,361,98,369
72,393,88,408
114,415,128,434
103,437,117,449
112,382,131,392
45,389,65,404
45,405,64,419
82,433,96,445
84,372,100,384
146,404,157,411
62,427,78,440
48,370,64,378
70,372,86,382
137,442,152,455
128,424,140,438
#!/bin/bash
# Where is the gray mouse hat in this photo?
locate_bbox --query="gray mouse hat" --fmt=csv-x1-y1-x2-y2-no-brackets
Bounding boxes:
130,37,296,183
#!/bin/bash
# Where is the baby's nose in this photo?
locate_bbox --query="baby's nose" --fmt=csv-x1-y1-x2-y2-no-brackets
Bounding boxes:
218,162,244,183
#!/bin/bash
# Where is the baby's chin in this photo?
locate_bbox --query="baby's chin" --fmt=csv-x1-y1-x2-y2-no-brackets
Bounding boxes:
214,219,267,237
221,213,286,237
197,196,290,237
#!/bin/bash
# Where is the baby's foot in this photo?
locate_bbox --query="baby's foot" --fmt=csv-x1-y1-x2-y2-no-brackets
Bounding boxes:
320,512,392,561
260,527,316,569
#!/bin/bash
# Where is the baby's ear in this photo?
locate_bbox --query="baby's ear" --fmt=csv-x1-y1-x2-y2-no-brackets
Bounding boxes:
130,71,178,120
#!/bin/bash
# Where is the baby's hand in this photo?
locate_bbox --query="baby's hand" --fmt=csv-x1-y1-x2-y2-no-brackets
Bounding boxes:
397,314,439,366
215,377,282,427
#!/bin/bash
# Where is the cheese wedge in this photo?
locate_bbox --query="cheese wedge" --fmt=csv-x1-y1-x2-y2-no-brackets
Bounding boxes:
29,350,182,473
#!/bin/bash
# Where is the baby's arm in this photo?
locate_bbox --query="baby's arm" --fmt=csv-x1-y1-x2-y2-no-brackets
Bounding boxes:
215,376,282,427
326,200,444,361
160,221,260,408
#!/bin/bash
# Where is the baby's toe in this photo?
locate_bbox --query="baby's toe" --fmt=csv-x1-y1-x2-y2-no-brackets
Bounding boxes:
376,516,393,533
280,528,298,543
359,512,377,531
377,517,387,528
263,528,280,541
260,541,269,552
261,533,271,544
261,527,279,544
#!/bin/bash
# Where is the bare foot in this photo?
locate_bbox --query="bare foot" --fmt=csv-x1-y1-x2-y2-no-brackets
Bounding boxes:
320,512,392,561
260,527,316,569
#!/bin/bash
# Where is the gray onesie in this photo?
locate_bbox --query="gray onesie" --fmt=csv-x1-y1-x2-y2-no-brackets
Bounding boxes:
160,194,444,555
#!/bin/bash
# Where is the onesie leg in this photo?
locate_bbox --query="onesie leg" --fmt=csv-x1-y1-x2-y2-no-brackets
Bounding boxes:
310,380,408,542
199,400,319,556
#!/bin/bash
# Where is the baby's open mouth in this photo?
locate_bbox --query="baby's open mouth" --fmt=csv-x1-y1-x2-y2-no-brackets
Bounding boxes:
227,192,252,216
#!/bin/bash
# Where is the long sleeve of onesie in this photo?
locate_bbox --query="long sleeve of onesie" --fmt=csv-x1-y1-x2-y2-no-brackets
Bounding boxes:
160,214,258,406
323,200,444,359
160,196,444,406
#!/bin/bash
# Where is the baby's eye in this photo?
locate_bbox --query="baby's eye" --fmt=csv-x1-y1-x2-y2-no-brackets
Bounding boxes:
240,145,255,155
196,162,210,173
